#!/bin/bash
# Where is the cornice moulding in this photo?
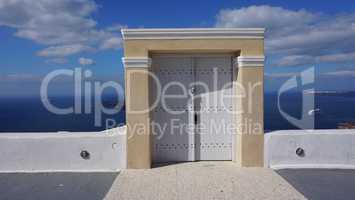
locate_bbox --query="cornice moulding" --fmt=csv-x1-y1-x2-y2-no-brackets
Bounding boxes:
122,57,152,68
121,28,265,40
236,56,265,67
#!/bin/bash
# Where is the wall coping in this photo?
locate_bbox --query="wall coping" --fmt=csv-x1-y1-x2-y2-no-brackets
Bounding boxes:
121,28,265,40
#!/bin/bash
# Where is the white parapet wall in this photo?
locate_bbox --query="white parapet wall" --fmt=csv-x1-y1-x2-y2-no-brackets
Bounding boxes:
265,129,355,169
0,126,126,172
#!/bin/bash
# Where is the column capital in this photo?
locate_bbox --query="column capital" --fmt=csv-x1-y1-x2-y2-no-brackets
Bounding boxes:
234,56,265,68
122,57,152,68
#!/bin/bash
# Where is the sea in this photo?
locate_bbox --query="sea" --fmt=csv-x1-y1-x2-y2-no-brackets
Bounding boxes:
0,92,354,132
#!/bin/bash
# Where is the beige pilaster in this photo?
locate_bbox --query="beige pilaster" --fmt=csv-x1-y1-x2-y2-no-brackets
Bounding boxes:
234,56,265,167
123,57,152,169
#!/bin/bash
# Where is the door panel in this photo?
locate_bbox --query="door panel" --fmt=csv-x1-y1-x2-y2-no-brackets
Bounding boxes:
151,57,195,162
195,57,233,160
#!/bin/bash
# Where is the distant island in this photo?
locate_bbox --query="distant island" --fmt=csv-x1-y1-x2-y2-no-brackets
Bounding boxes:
338,122,355,129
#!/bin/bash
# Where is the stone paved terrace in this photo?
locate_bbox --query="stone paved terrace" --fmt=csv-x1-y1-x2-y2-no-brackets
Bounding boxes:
1,161,355,200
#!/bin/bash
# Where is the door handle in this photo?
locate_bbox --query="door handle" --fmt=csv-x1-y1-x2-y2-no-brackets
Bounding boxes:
189,87,195,95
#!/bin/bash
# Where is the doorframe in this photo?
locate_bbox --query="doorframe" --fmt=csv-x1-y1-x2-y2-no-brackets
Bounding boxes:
122,28,265,169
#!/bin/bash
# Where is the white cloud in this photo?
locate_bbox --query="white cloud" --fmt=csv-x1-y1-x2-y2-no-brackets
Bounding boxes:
78,57,95,66
37,44,93,57
275,55,315,67
323,70,355,77
0,74,40,82
216,5,355,66
0,0,123,58
105,24,127,32
264,72,298,78
216,5,315,36
317,52,355,63
100,37,122,50
275,52,355,66
46,58,68,64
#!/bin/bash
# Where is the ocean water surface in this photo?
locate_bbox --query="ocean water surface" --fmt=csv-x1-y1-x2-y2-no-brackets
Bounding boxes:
0,95,125,132
265,92,355,131
0,93,354,132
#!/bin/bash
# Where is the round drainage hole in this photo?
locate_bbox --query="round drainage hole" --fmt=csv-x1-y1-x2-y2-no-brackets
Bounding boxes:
296,148,305,157
80,150,90,160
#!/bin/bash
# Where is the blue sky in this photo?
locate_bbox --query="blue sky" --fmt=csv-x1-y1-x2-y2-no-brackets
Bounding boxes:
0,0,355,97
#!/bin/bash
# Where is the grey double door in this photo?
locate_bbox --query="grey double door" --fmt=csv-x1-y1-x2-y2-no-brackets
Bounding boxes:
151,55,234,163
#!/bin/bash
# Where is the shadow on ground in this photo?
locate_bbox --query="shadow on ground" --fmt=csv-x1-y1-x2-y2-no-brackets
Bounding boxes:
277,169,355,200
0,172,119,200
